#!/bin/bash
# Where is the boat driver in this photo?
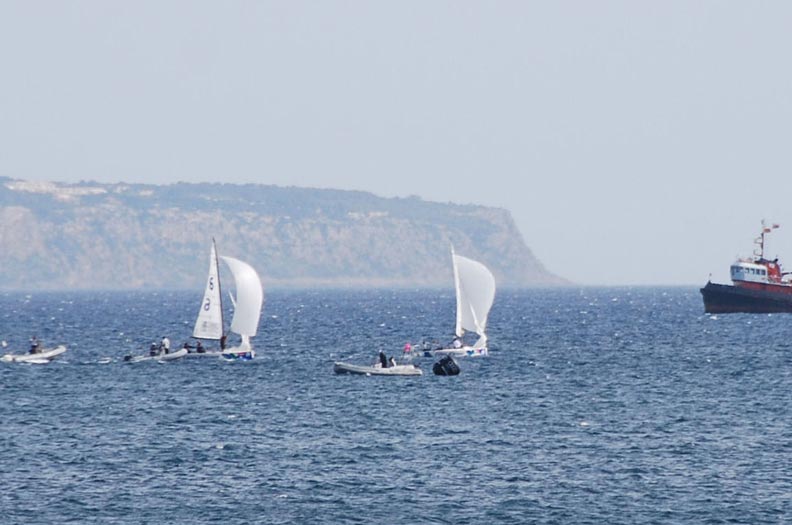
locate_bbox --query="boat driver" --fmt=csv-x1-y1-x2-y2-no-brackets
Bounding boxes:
29,335,40,354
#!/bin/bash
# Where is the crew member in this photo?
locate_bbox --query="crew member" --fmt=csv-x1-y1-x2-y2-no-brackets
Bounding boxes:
29,335,40,354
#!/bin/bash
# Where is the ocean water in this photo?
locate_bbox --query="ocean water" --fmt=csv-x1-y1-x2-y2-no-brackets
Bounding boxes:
0,288,789,524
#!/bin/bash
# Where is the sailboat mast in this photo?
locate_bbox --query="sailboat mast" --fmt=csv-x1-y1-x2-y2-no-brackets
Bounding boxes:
451,245,463,338
213,237,225,341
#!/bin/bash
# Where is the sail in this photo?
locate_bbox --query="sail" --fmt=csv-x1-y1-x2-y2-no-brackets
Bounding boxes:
192,240,224,340
453,252,496,340
220,256,264,337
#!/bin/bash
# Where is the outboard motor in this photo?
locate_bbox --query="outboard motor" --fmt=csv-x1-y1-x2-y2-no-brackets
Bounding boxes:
433,355,460,376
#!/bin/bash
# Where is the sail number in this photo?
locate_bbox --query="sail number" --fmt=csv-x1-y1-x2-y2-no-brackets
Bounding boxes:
203,298,211,311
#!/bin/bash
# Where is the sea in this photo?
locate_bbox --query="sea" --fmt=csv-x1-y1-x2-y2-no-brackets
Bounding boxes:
0,288,789,524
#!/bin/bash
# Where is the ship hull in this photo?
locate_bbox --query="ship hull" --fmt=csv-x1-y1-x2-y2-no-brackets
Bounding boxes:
700,282,792,313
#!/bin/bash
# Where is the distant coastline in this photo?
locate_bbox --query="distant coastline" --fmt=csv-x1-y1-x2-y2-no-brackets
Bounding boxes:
0,178,567,290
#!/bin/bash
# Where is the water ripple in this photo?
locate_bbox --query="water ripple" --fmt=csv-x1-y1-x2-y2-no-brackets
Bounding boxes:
0,288,789,524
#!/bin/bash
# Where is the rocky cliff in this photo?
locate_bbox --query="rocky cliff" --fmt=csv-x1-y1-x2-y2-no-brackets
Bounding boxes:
0,178,565,290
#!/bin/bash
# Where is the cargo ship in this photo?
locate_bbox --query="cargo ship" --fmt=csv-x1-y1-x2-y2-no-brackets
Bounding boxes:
701,221,792,313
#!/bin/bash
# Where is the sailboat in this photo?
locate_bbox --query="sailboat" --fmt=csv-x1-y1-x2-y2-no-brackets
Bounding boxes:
218,254,264,360
188,240,264,360
189,239,225,356
431,247,496,358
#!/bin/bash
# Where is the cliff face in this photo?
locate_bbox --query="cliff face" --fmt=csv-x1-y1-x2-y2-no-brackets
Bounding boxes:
0,178,566,290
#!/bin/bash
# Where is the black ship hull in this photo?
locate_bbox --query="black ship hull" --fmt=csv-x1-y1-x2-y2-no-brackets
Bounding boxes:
700,281,792,313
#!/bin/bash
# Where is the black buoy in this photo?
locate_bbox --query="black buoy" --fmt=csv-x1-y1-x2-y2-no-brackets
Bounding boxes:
433,355,460,376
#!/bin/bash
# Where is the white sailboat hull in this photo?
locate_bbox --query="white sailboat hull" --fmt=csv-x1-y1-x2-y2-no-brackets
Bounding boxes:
430,346,488,358
333,361,423,376
1,345,67,363
184,350,224,357
220,344,255,361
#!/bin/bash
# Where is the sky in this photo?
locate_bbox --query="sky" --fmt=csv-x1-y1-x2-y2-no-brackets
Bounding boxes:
1,1,791,286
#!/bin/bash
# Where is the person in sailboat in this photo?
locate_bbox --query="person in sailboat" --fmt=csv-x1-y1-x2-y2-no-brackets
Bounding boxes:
378,350,389,368
29,335,40,354
182,341,193,352
420,340,434,357
452,336,463,349
195,340,205,353
160,336,171,354
220,335,227,351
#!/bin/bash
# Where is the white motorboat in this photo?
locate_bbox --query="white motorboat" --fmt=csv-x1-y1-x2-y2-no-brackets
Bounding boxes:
1,345,67,364
333,361,423,376
155,348,188,361
124,348,188,363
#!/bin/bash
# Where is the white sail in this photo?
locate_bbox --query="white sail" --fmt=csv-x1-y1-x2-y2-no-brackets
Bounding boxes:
192,240,224,340
220,256,264,337
453,251,496,344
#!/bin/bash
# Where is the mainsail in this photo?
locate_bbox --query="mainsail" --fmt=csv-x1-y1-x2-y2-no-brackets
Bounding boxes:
192,240,224,340
452,250,496,347
220,256,264,337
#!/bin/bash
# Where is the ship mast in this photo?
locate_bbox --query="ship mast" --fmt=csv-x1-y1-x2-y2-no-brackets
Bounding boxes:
754,220,780,261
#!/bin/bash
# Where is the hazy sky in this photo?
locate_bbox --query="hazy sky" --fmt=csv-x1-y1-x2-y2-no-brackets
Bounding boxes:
2,2,791,285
